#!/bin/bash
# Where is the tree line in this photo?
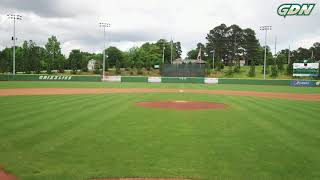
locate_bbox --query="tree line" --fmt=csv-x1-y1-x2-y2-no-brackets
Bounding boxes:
0,36,181,75
186,24,319,77
1,23,319,77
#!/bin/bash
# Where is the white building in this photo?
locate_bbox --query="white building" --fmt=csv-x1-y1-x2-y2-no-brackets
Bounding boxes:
87,59,96,71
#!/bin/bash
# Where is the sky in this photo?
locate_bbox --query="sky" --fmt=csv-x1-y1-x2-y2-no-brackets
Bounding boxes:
0,0,319,58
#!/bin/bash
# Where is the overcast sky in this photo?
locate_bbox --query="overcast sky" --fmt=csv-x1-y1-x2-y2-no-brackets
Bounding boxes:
0,0,319,57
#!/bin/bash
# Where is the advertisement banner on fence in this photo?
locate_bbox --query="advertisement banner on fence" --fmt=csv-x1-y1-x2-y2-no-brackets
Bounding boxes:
293,63,319,77
39,75,72,80
204,78,218,84
148,77,161,83
103,76,121,82
290,80,319,87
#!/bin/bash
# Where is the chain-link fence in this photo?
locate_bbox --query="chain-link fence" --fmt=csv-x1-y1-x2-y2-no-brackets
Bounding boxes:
160,64,206,77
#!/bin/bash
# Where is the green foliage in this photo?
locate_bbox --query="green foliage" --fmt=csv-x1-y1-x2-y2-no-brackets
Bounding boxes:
270,64,278,77
187,49,198,59
69,49,82,74
276,54,286,72
45,36,62,74
225,65,234,76
286,61,293,75
106,46,123,68
248,65,256,77
233,63,240,73
115,59,121,75
94,60,101,74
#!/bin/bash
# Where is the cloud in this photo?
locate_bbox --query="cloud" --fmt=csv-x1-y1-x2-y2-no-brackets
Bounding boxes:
0,0,319,58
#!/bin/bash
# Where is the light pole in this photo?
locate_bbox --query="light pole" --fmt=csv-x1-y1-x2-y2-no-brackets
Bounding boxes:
162,46,165,64
99,22,110,80
210,50,215,70
7,14,22,75
170,38,173,64
260,25,272,80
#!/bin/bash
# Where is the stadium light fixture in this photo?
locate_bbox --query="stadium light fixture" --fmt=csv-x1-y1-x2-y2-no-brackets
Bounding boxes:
7,14,22,75
99,22,111,80
260,25,272,80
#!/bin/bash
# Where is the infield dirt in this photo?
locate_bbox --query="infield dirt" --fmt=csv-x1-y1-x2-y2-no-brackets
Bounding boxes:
0,88,319,101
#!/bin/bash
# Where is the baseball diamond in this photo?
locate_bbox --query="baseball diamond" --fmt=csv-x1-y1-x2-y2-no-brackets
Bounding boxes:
1,1,320,179
0,81,320,180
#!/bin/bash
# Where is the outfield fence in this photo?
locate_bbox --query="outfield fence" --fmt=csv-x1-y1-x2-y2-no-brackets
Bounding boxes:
1,74,319,87
0,74,101,82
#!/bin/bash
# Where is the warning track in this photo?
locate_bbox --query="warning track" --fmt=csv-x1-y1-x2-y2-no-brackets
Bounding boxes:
0,88,319,101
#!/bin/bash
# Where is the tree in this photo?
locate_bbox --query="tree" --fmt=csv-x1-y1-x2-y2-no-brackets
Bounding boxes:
276,53,286,72
310,42,320,62
0,48,11,73
45,36,62,74
187,49,198,59
94,59,101,74
115,59,121,74
248,65,256,77
175,42,182,58
68,49,82,74
206,24,228,64
242,28,261,66
270,59,278,78
106,46,123,68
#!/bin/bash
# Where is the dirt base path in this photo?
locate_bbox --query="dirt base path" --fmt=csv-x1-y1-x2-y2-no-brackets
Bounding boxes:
0,169,17,180
90,178,191,180
0,88,319,101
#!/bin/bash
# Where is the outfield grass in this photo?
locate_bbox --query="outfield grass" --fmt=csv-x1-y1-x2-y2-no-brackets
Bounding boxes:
1,81,320,94
0,82,319,180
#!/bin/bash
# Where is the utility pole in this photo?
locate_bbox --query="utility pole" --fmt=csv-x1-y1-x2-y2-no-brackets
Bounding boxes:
162,46,165,64
274,36,277,57
211,50,215,70
288,45,291,64
260,25,272,80
99,22,110,80
7,14,22,75
170,37,173,64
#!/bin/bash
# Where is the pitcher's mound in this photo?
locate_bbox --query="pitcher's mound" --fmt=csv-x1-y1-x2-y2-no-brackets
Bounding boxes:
136,101,227,110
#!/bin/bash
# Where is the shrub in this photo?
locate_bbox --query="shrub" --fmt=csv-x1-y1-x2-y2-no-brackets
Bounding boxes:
225,66,234,76
248,65,256,77
270,64,278,77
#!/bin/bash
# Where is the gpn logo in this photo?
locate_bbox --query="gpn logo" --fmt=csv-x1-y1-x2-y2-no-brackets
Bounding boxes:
278,3,316,17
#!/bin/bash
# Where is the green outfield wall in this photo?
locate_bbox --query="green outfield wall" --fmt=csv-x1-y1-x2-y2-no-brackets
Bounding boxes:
1,74,319,87
161,77,205,83
121,76,148,83
0,74,101,82
218,79,292,86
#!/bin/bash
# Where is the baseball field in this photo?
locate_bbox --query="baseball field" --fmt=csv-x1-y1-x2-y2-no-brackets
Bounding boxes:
0,81,320,180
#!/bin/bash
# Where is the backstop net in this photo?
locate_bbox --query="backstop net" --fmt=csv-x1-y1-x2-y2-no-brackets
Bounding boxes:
161,64,206,77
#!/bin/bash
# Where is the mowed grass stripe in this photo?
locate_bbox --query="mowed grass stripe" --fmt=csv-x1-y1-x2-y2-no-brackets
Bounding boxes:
1,81,320,94
0,94,89,124
251,98,320,145
0,94,109,135
30,94,138,153
245,98,320,173
2,94,122,150
0,92,319,180
235,98,316,179
0,95,64,123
